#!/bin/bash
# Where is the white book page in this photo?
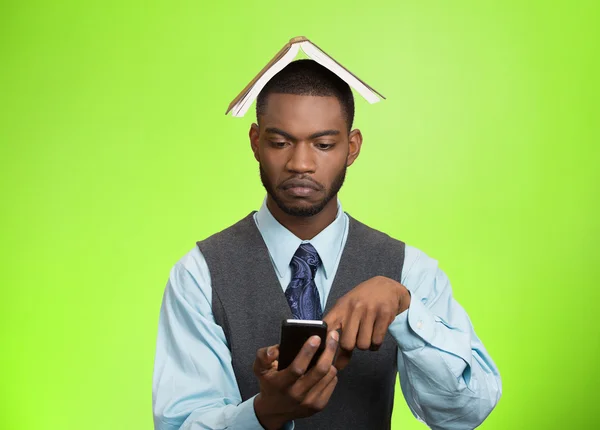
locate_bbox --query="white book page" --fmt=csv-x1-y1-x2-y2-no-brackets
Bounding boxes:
300,41,381,104
233,43,301,117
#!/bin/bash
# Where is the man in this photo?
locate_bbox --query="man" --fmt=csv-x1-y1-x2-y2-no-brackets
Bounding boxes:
152,59,502,430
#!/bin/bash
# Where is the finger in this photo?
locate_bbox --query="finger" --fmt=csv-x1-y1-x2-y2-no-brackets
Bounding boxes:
324,306,344,347
340,304,363,351
356,308,376,350
253,345,280,375
316,330,338,369
293,330,339,396
323,307,342,332
278,336,322,387
308,371,339,412
302,366,338,409
371,311,394,350
333,348,353,371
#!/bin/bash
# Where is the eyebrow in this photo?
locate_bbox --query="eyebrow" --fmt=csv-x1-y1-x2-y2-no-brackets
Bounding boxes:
265,127,340,141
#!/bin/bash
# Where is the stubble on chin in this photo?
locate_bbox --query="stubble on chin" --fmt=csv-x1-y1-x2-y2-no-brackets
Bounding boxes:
258,165,347,218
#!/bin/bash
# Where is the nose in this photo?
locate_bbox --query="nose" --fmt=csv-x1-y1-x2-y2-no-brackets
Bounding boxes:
286,142,316,173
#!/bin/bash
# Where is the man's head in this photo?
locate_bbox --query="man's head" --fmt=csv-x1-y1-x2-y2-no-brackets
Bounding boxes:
250,60,363,218
256,59,355,133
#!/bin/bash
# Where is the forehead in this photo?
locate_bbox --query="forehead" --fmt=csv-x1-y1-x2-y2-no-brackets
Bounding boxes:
260,93,345,135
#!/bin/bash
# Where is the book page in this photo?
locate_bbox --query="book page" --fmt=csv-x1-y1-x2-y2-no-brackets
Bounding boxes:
300,42,382,104
232,43,301,117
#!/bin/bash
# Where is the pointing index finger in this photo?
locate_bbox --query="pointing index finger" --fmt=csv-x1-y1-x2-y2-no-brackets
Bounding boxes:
323,307,342,332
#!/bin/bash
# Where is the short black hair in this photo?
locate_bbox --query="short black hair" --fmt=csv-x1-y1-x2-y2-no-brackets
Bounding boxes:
256,59,355,132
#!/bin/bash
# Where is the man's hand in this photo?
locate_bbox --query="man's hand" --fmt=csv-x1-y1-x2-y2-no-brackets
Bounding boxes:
324,276,411,370
253,331,339,430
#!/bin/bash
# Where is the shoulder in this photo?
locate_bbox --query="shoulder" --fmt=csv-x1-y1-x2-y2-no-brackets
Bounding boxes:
345,213,405,247
403,244,439,277
166,246,212,304
167,211,257,291
345,213,444,287
401,244,453,298
173,246,208,277
196,212,257,247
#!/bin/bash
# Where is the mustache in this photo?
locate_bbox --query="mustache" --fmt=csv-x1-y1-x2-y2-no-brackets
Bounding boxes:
279,176,324,191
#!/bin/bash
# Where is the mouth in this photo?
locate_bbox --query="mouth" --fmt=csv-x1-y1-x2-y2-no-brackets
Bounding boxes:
280,179,321,197
284,186,318,197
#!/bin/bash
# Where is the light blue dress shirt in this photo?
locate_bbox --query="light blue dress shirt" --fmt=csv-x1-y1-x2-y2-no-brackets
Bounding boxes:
152,198,502,430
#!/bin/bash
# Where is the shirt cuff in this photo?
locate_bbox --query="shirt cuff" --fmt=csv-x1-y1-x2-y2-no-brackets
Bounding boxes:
388,305,426,351
233,395,264,430
389,297,473,377
245,395,295,430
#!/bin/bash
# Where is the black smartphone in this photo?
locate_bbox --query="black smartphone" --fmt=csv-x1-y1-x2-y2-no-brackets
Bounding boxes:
277,319,328,371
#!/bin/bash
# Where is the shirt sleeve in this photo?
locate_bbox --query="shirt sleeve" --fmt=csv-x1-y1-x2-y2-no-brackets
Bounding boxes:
387,245,502,430
152,247,291,430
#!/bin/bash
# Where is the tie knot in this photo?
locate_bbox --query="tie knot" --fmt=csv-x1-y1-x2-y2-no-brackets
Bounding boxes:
291,243,321,280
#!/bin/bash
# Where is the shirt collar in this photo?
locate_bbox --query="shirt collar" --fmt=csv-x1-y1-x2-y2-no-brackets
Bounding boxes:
254,196,346,280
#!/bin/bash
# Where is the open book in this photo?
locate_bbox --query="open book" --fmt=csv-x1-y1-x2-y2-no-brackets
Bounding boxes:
226,36,386,117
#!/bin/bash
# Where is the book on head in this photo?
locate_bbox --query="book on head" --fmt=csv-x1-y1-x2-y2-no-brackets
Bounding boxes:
226,36,386,117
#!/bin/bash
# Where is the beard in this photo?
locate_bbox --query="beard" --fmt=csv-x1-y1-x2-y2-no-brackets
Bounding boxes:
260,164,347,217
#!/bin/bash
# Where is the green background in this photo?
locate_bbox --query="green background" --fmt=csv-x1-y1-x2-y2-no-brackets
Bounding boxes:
1,0,598,429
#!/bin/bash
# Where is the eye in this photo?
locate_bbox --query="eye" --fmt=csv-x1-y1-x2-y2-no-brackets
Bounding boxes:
270,141,289,148
316,143,334,150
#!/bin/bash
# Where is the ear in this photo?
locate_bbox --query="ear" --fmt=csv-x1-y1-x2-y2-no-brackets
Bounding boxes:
249,123,260,162
346,129,363,167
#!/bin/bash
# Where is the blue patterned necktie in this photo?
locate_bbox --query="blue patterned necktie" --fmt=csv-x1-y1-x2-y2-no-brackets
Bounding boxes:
285,243,323,320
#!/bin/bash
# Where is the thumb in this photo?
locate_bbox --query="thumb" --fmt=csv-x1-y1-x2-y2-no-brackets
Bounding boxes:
254,345,280,375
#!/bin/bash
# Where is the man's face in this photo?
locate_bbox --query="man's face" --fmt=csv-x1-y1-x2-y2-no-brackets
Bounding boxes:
250,94,358,217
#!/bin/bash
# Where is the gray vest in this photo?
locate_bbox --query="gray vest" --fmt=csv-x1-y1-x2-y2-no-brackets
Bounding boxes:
197,212,405,429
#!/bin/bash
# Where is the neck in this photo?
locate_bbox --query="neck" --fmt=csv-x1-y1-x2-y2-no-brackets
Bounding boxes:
266,196,338,240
